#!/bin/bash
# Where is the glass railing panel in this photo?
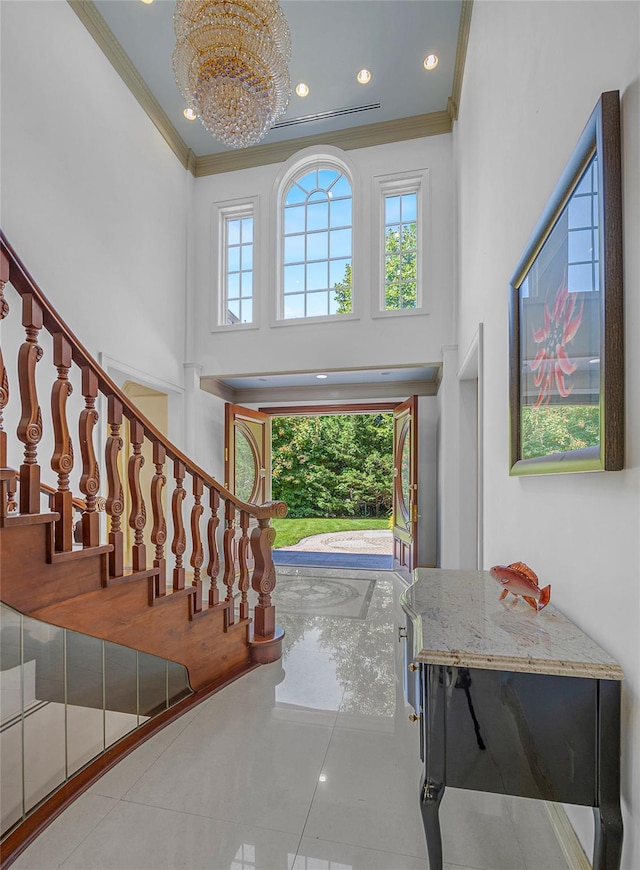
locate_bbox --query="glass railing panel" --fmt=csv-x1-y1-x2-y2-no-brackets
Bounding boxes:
104,642,139,747
138,651,169,718
168,659,192,706
22,617,66,815
0,602,193,842
65,631,105,776
1,605,25,833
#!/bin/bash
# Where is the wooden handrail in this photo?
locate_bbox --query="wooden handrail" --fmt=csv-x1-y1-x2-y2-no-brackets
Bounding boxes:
0,231,285,522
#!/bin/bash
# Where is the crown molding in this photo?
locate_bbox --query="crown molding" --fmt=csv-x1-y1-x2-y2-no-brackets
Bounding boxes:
70,0,466,177
448,0,474,122
194,112,452,177
67,0,191,169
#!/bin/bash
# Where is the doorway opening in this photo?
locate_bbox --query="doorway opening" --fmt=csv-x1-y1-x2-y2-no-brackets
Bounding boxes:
225,399,419,574
270,411,394,569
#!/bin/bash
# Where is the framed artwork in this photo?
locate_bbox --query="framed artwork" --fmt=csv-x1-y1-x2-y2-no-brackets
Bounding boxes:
509,91,623,475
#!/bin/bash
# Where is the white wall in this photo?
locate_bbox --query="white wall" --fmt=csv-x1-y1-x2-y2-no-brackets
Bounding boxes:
455,2,640,865
192,136,455,379
0,0,189,392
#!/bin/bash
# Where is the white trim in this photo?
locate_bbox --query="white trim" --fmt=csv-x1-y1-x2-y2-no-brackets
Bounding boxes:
544,802,591,870
457,323,484,569
371,307,429,321
270,313,360,328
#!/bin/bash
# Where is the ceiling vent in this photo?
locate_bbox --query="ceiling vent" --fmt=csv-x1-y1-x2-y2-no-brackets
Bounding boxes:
274,102,382,129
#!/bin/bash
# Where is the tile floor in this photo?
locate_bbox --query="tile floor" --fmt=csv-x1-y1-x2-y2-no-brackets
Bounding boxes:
11,568,572,870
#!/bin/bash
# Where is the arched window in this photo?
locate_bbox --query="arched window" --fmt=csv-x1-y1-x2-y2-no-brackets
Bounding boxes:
280,160,353,320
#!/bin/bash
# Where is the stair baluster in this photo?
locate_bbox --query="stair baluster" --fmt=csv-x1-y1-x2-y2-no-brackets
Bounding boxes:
105,396,124,577
222,499,236,623
238,510,250,620
128,418,146,571
17,294,43,514
190,474,204,613
50,334,74,551
78,367,100,547
171,459,186,590
151,441,167,596
207,487,220,607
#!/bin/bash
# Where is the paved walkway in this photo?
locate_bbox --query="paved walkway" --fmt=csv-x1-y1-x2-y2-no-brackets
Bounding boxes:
273,528,393,570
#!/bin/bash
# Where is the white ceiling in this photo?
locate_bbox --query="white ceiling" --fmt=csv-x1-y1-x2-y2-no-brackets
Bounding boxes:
201,364,442,404
91,0,464,158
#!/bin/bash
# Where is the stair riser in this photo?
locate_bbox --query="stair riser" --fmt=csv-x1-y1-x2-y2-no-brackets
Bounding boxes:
31,579,251,691
0,523,108,612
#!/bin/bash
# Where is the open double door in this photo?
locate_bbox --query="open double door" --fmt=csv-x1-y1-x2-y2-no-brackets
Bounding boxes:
224,396,418,575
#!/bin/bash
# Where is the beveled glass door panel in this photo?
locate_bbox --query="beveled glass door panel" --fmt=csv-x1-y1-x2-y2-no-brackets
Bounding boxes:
393,396,418,573
225,404,271,505
235,423,261,503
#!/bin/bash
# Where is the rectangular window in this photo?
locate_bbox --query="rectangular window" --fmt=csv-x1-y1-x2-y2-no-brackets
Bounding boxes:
384,191,417,310
374,170,427,315
214,199,256,329
224,212,254,324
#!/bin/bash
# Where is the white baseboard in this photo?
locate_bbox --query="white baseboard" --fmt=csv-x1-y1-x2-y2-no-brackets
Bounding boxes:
544,802,591,870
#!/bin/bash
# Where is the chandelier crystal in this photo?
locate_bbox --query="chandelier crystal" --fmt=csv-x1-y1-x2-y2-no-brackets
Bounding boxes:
173,0,292,149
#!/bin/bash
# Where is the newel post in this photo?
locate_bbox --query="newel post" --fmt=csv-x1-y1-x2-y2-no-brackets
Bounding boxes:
250,517,277,638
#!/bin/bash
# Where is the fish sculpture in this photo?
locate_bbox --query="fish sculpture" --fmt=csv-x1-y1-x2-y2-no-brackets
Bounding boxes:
490,562,551,612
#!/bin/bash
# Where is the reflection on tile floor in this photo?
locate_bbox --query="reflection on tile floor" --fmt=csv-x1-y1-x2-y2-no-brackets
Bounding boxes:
12,568,571,870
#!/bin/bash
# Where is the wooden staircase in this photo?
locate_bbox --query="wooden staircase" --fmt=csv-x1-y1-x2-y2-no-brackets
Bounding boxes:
1,511,254,691
0,231,288,859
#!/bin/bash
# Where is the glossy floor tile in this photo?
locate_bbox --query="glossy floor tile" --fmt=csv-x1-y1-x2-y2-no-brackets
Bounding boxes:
12,568,570,870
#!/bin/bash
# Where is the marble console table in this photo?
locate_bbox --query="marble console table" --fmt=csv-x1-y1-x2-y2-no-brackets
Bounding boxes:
400,569,623,870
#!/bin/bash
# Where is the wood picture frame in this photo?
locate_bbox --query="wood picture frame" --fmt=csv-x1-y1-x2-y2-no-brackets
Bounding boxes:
509,90,623,475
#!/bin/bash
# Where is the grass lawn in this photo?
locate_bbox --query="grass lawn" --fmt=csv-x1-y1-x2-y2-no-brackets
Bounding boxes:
271,517,389,549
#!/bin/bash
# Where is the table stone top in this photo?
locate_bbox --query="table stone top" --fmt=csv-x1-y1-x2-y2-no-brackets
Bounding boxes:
401,568,623,680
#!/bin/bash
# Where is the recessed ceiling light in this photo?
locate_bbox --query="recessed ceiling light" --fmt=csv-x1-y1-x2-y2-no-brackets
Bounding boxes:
316,374,328,379
318,774,328,783
423,54,439,71
356,69,371,85
140,0,154,4
183,106,197,121
295,82,310,98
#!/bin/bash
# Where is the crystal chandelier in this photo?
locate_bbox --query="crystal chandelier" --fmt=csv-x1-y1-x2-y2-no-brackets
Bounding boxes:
173,0,292,149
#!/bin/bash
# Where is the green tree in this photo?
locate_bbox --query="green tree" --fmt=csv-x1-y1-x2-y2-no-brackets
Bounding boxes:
271,414,393,518
384,221,417,310
333,262,352,314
